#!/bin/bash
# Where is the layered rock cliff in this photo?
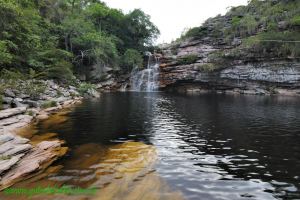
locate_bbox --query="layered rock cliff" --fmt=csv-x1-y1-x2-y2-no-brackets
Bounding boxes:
158,38,300,95
157,0,300,95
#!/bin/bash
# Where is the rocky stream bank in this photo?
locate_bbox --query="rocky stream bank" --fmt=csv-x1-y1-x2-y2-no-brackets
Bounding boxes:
0,80,100,190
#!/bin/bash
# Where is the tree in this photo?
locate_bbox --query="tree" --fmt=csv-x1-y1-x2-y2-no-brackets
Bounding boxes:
125,9,160,51
121,49,143,72
0,0,160,82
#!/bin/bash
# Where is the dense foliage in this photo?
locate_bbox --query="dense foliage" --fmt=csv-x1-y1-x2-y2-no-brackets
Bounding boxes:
0,0,159,82
182,0,300,59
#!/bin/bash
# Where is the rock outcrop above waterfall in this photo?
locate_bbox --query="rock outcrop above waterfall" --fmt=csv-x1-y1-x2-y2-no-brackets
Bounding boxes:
158,0,300,95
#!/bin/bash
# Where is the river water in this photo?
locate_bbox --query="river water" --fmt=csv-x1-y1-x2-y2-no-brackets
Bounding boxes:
27,92,300,199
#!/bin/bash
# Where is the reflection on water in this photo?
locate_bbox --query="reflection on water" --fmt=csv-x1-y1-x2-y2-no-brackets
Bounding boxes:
19,93,300,199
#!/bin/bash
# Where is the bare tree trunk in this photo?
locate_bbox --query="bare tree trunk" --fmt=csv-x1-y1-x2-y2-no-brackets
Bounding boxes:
65,35,69,51
71,0,76,14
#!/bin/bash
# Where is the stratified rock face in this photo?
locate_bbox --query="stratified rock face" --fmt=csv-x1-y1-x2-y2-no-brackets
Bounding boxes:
0,105,73,190
158,37,300,95
0,107,27,120
0,140,67,190
220,65,300,84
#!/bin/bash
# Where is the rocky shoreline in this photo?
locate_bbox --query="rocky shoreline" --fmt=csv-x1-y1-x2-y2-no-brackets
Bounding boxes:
0,80,99,190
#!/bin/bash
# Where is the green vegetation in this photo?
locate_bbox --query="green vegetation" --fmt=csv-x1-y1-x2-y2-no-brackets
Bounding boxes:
121,49,144,71
0,0,159,89
181,0,300,59
197,63,220,72
178,55,199,65
290,16,300,26
183,27,208,39
77,82,96,96
0,69,47,99
41,100,57,109
26,110,34,116
0,155,12,160
243,31,300,57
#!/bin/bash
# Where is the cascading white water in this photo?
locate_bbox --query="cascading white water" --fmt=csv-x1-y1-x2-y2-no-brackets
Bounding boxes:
120,83,128,92
130,54,160,92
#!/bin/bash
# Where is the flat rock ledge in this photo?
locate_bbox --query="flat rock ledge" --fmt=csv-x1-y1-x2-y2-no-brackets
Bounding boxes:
0,140,67,190
0,98,81,190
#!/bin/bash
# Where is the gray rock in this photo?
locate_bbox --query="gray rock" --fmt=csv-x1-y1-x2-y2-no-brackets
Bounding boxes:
54,97,69,104
69,89,79,96
0,154,25,174
220,65,300,84
79,74,86,81
0,140,65,190
38,95,49,100
4,90,15,98
278,21,288,29
0,116,20,126
23,100,40,108
231,38,242,46
100,79,115,87
0,107,27,120
69,86,76,90
12,99,28,108
44,89,57,97
2,97,13,104
2,144,32,157
14,98,23,102
18,94,30,99
2,115,33,133
12,136,29,144
86,89,100,98
62,91,70,97
2,104,11,109
0,142,14,155
103,67,114,73
0,135,14,145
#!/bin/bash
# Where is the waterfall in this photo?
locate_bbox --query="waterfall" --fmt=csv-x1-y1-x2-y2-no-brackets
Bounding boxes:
120,83,128,92
130,54,160,92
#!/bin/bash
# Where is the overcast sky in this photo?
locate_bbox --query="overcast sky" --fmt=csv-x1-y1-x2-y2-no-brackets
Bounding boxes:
102,0,248,44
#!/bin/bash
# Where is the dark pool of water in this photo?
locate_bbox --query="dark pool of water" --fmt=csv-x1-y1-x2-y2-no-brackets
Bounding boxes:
38,92,300,200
